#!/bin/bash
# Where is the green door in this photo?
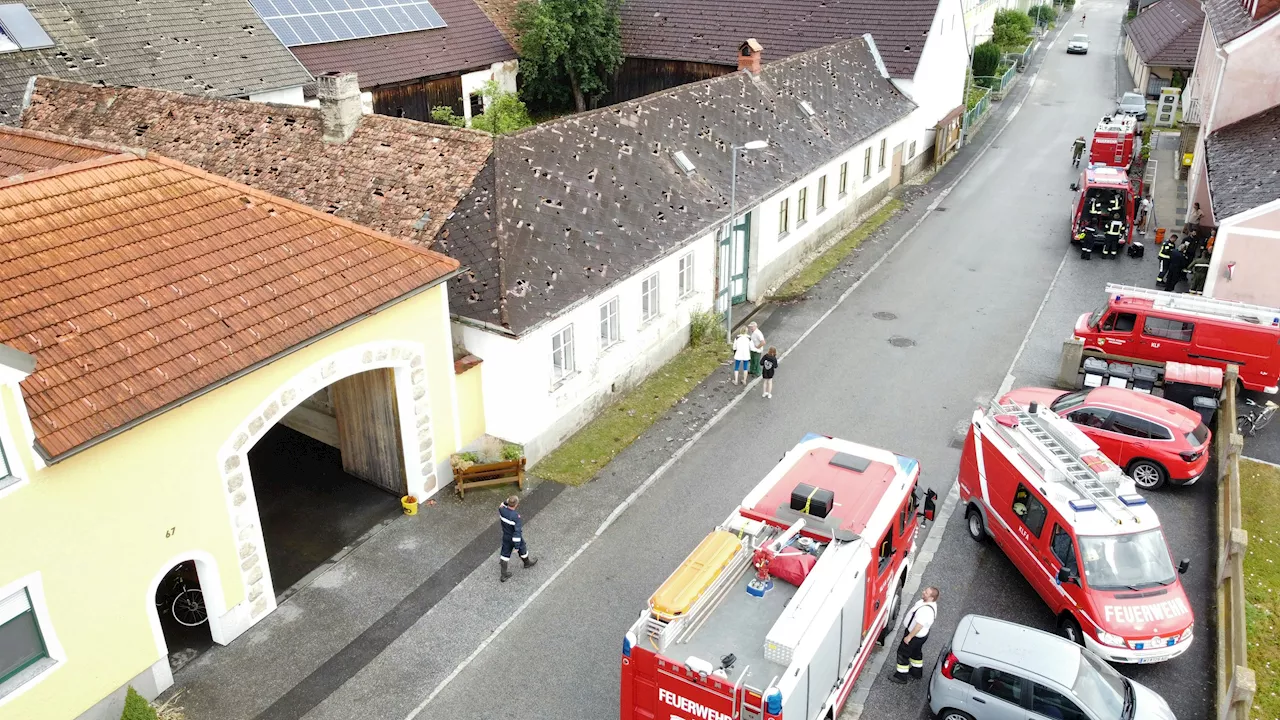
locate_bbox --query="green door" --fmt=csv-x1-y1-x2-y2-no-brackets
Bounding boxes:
717,213,751,314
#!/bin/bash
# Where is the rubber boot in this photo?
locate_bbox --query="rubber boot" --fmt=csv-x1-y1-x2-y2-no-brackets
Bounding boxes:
500,559,512,582
522,555,538,569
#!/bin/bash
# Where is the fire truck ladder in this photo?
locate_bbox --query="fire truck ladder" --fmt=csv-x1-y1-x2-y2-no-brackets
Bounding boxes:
643,533,757,649
1105,283,1280,325
991,400,1138,524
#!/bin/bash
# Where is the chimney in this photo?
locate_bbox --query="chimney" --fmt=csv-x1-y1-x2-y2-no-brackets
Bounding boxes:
738,39,763,74
316,72,362,143
1251,0,1280,19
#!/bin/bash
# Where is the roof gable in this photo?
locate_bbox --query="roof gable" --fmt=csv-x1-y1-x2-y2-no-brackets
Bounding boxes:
0,126,111,177
1204,0,1280,44
1205,104,1280,218
619,0,942,78
1126,0,1204,66
0,129,458,460
0,0,312,126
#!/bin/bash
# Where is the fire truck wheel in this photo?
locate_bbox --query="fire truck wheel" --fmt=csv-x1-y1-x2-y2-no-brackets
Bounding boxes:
1057,614,1085,646
965,506,987,542
1127,459,1167,490
939,711,975,720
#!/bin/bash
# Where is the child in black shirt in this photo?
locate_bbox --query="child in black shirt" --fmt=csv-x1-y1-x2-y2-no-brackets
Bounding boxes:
761,347,778,398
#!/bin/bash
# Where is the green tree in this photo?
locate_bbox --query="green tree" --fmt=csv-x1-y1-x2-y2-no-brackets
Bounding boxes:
514,0,624,112
471,80,534,135
994,8,1034,35
972,41,1002,78
430,105,467,127
1028,4,1057,24
993,21,1028,50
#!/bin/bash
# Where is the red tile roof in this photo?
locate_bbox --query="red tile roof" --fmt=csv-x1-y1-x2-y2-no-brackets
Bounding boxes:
0,128,113,178
1127,0,1204,67
0,129,459,460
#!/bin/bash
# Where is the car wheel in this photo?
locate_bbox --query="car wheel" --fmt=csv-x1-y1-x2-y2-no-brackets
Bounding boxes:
1058,614,1085,646
1128,459,1167,490
940,711,975,720
966,507,987,542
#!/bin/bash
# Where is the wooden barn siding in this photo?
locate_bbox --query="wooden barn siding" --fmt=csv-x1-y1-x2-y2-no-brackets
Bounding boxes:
372,74,465,122
603,58,735,105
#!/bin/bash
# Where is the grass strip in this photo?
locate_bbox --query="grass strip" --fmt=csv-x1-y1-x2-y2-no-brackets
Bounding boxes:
769,199,903,301
1241,458,1280,717
532,340,729,486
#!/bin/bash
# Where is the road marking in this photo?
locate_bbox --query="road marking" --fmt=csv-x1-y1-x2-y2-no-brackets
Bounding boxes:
410,28,1055,720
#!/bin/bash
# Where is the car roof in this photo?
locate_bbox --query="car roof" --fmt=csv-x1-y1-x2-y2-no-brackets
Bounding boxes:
1122,92,1144,101
1084,386,1198,431
1073,33,1088,39
955,615,1082,687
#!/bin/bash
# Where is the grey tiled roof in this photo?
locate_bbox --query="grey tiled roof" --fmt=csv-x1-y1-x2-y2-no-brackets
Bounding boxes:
620,0,942,78
439,37,916,335
1203,0,1279,45
1205,104,1280,219
0,0,312,125
1126,0,1204,67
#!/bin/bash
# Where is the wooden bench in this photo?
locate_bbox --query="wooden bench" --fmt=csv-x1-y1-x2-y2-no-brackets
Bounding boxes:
454,458,525,499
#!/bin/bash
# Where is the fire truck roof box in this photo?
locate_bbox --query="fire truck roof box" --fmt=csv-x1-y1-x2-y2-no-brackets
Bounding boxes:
1096,115,1137,133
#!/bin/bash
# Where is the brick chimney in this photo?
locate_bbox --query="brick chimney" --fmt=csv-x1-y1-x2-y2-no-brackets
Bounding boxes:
738,39,763,74
316,72,362,144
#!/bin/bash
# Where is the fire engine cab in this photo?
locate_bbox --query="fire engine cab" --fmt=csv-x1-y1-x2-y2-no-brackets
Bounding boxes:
620,434,937,720
959,400,1194,665
1089,115,1139,168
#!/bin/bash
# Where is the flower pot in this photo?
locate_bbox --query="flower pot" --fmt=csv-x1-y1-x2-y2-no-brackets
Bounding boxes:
401,495,419,516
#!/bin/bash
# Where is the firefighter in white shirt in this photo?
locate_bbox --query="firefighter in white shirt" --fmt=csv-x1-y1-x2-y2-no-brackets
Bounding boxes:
890,586,940,683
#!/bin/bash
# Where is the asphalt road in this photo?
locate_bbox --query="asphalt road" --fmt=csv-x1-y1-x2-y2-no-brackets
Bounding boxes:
417,2,1214,719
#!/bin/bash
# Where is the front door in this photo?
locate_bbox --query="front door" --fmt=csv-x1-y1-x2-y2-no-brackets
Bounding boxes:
891,143,904,188
717,213,751,312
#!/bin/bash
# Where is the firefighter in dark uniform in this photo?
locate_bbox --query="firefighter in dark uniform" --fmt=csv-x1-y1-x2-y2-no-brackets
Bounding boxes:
1107,191,1123,214
1072,136,1087,167
1087,193,1104,218
1188,247,1211,294
1156,233,1179,285
1163,241,1190,291
1103,214,1124,257
890,586,940,683
498,495,537,582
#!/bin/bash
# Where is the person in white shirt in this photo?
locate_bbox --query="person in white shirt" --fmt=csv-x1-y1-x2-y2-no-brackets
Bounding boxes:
731,330,753,385
748,321,766,377
890,586,940,683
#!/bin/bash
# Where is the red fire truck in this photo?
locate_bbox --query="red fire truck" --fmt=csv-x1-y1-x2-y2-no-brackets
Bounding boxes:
959,400,1194,664
1070,166,1140,249
620,434,937,720
1089,115,1139,168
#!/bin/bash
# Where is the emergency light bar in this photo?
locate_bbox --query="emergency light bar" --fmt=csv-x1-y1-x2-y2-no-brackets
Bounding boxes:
1069,499,1097,512
1118,494,1147,507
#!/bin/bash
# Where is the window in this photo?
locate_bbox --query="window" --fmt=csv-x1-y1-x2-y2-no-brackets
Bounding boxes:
909,141,917,159
779,198,790,235
599,297,620,348
1032,683,1088,720
1,588,47,687
978,668,1025,705
1143,316,1195,342
1108,413,1170,440
899,488,919,536
551,325,575,383
1050,525,1079,579
879,138,887,169
678,252,695,298
817,176,827,211
877,529,895,573
949,657,976,685
863,147,873,179
1011,483,1047,537
640,273,660,322
1067,407,1112,429
469,92,484,120
797,187,808,224
839,162,849,196
1101,312,1137,333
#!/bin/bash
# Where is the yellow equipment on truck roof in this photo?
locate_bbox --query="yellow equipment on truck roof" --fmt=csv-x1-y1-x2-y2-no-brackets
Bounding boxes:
648,530,741,621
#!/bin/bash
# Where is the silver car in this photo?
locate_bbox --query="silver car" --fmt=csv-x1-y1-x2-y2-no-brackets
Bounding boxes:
1067,34,1090,54
1116,92,1148,121
927,615,1177,720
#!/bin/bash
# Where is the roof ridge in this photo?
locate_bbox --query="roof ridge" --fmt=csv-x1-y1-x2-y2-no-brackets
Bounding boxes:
0,151,141,191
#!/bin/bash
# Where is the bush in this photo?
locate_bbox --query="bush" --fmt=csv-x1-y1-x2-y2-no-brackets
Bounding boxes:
993,22,1029,49
430,106,466,128
688,308,722,347
121,688,158,720
1028,4,1057,24
994,8,1034,35
470,80,534,135
972,41,1002,78
501,444,524,461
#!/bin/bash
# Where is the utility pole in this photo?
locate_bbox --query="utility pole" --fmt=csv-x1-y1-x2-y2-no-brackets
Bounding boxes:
723,140,769,343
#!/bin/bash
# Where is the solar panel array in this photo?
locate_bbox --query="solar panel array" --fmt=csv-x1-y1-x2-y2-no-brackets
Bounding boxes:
249,0,447,48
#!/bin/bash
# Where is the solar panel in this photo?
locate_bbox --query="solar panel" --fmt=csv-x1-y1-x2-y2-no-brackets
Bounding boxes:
0,4,55,50
249,0,446,47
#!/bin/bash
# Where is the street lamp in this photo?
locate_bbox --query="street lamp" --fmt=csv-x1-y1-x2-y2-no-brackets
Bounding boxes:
724,139,770,343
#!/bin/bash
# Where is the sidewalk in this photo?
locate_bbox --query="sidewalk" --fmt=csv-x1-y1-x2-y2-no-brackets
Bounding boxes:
164,30,1060,720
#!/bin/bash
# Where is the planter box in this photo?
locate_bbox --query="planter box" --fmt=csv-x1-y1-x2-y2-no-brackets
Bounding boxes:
455,457,525,498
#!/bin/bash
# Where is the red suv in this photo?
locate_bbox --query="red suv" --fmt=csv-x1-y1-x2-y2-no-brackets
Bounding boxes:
998,386,1211,490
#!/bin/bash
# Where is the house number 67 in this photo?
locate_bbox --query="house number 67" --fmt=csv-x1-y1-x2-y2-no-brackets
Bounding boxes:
165,527,176,538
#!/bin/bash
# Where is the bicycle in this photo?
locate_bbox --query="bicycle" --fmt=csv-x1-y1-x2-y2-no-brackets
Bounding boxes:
1238,397,1278,437
155,562,208,627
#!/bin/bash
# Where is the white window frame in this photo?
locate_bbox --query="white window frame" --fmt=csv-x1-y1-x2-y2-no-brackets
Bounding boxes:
817,175,827,211
550,325,575,385
839,162,849,196
778,198,790,236
599,297,621,349
640,273,661,323
0,573,64,708
864,147,873,179
0,390,27,500
797,186,808,224
879,138,887,170
678,252,695,298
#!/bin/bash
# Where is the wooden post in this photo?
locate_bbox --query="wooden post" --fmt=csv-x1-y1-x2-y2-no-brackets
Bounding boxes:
1057,337,1085,389
1219,667,1257,720
1217,527,1248,586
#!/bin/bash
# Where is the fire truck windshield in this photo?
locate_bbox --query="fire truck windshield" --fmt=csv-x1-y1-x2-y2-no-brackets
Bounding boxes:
1072,649,1129,719
1078,529,1177,591
1087,307,1105,329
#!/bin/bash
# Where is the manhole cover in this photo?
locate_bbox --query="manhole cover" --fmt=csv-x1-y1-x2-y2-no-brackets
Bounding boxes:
888,336,916,348
872,311,897,321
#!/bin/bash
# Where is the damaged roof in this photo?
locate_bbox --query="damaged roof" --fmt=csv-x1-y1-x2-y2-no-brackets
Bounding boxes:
287,0,516,89
0,127,459,461
21,77,494,248
439,36,915,335
1205,104,1280,219
1203,0,1280,45
1126,0,1204,67
620,0,942,78
0,0,312,126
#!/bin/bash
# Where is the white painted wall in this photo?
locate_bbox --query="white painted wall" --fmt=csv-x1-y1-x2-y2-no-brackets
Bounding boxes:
461,60,521,123
892,0,969,160
248,85,307,106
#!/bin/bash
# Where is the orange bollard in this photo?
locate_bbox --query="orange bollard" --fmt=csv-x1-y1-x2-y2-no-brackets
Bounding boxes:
1154,227,1166,246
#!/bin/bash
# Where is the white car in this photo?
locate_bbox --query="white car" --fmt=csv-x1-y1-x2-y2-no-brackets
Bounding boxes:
1067,33,1090,54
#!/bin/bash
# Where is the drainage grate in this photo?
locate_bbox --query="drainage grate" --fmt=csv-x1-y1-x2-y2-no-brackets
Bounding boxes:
872,311,897,321
888,336,916,348
949,437,967,450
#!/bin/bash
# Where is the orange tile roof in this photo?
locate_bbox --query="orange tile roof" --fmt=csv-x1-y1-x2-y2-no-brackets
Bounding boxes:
0,129,459,461
0,128,113,178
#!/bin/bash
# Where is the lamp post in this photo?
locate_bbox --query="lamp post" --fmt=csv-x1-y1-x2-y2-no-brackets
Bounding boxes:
724,139,770,343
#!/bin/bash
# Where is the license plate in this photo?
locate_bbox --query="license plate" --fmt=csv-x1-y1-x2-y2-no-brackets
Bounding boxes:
1137,654,1168,664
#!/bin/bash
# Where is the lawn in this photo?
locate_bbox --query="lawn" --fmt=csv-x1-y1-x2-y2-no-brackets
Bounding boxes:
1241,458,1280,718
770,199,904,301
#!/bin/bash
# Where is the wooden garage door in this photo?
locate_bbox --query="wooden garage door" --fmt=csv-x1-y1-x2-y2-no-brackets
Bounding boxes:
330,369,406,495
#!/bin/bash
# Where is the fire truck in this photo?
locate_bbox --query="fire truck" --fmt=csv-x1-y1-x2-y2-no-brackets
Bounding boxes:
958,399,1194,665
620,434,937,720
1089,115,1139,169
1070,166,1140,250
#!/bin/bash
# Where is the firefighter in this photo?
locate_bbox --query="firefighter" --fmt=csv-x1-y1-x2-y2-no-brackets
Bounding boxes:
498,495,537,582
1163,241,1190,292
1107,190,1123,214
1103,214,1124,257
1071,136,1086,167
1087,193,1104,217
1189,247,1211,294
1156,232,1179,285
890,586,940,683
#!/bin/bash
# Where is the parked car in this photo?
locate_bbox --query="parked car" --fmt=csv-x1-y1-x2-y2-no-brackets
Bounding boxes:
998,386,1211,490
1116,92,1148,121
928,615,1178,720
1067,34,1090,54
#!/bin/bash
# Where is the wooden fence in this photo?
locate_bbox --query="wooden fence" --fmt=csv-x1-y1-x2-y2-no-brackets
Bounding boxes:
1217,365,1256,720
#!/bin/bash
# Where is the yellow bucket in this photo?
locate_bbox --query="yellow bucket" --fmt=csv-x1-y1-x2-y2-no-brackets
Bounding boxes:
401,496,419,515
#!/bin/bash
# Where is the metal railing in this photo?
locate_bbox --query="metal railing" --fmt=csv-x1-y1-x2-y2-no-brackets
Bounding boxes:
964,88,992,130
1217,365,1256,720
